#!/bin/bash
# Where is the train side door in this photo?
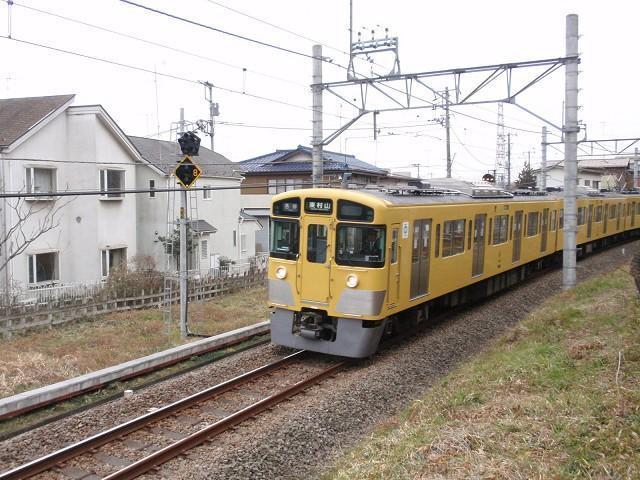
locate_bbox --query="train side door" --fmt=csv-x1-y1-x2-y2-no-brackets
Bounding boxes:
540,208,549,252
410,219,431,299
388,225,400,306
300,220,332,306
472,214,486,277
513,210,523,262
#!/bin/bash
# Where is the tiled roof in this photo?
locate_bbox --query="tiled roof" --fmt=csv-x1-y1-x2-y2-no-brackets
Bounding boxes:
129,136,241,178
534,157,632,173
238,145,388,176
0,94,75,147
190,219,217,233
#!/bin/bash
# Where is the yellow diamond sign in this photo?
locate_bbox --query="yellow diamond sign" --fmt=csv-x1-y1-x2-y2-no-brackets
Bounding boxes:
174,155,202,189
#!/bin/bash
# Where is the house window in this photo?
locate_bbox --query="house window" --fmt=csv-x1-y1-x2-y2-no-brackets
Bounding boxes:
442,219,465,257
26,167,56,197
286,179,297,191
241,234,247,252
101,247,127,277
100,169,125,198
149,180,156,198
28,252,59,284
203,186,212,200
492,215,509,245
201,239,208,259
526,212,539,237
584,180,591,187
593,180,600,190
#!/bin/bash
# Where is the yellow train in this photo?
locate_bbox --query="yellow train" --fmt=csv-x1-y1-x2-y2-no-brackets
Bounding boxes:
268,181,640,357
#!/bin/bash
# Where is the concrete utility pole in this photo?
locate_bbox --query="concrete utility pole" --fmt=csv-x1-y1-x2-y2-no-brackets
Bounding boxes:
312,44,323,187
563,14,579,290
541,126,548,191
507,133,512,188
179,108,188,338
634,147,639,189
445,87,452,178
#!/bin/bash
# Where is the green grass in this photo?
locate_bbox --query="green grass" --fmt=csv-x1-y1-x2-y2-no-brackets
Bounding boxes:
325,267,640,479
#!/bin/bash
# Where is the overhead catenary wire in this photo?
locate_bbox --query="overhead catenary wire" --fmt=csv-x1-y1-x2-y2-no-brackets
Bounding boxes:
8,0,309,89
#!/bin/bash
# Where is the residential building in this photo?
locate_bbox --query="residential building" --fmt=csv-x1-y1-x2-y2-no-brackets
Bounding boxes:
238,145,414,252
129,136,261,272
0,94,262,296
0,95,155,292
534,157,637,191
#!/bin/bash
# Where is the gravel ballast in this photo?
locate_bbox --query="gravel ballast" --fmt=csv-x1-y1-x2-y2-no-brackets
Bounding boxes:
1,241,638,479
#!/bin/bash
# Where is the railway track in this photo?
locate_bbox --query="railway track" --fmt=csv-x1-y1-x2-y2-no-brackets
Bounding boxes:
0,351,348,480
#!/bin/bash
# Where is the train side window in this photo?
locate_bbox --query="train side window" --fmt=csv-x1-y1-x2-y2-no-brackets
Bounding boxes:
526,212,539,237
307,224,328,263
559,209,564,229
595,205,602,222
435,224,440,257
577,207,586,226
391,228,398,264
509,215,513,240
487,218,492,245
467,220,472,250
637,203,640,214
442,219,465,257
493,214,509,244
550,210,557,231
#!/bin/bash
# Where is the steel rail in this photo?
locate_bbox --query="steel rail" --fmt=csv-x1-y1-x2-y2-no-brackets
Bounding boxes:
103,360,349,480
0,351,304,480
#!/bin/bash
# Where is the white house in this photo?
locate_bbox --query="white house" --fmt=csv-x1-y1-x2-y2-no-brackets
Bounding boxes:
534,157,636,191
129,136,262,272
0,95,262,295
0,95,161,291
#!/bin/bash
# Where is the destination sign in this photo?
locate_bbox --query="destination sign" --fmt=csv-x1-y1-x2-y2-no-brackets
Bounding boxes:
305,198,333,214
273,198,300,217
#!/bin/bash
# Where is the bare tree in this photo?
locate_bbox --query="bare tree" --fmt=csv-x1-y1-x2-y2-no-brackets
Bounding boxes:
0,195,74,274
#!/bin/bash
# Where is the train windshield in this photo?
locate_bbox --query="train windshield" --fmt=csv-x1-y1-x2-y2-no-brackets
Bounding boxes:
335,225,385,268
270,219,300,260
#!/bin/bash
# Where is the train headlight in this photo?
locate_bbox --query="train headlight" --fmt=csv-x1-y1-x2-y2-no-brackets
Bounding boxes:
346,274,359,288
275,266,287,279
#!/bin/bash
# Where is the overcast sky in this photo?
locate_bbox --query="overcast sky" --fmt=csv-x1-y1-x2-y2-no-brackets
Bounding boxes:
2,0,638,181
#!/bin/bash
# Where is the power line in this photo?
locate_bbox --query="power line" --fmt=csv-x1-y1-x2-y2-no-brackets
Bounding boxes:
120,0,347,70
0,35,349,120
10,0,308,89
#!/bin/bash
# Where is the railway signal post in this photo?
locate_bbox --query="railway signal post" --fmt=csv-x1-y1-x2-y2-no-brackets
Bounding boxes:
175,128,203,338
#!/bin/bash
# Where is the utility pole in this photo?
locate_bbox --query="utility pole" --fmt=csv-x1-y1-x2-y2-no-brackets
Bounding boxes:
507,133,512,188
634,147,639,189
563,14,579,290
496,103,506,187
541,126,547,191
201,81,219,151
178,108,188,338
445,86,452,178
312,44,323,187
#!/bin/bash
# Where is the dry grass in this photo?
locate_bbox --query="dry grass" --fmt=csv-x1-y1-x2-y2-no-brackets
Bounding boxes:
325,267,640,479
0,286,267,398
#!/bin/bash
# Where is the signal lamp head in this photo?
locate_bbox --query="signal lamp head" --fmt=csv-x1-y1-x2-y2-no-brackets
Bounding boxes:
178,132,201,156
346,274,359,288
275,266,287,279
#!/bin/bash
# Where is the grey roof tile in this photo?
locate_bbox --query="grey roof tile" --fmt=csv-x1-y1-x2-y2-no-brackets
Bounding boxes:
129,136,241,178
0,94,75,147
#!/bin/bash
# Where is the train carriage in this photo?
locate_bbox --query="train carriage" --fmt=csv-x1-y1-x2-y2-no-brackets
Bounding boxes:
268,181,640,358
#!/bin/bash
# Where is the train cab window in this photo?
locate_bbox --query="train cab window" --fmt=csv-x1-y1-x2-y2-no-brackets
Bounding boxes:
307,224,328,263
335,225,385,268
442,219,465,257
493,215,509,244
526,212,539,237
270,219,300,260
337,200,374,222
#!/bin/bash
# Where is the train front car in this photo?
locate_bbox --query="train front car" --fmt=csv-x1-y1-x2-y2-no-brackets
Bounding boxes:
268,189,390,358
